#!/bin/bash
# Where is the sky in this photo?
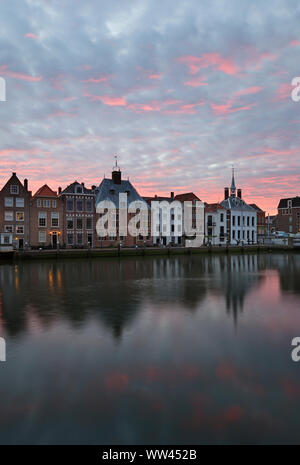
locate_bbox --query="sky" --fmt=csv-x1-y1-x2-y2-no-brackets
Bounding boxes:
0,0,300,213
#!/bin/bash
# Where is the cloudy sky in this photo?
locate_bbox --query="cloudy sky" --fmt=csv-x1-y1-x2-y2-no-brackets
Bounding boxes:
1,0,300,213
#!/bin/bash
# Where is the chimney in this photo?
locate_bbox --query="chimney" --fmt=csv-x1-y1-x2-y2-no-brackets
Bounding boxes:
237,189,242,199
91,185,96,190
12,172,16,176
58,186,62,195
81,182,85,187
24,179,28,191
224,187,229,200
112,169,121,185
170,191,174,200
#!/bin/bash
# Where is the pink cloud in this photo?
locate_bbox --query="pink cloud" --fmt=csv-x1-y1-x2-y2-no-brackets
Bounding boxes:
0,65,42,82
234,86,263,97
184,76,208,87
24,33,39,40
148,74,162,79
82,74,111,83
94,95,127,106
177,53,239,76
273,82,293,102
290,39,300,47
211,101,257,116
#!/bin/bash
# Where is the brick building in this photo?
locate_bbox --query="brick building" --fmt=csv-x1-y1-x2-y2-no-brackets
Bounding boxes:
95,163,151,247
0,172,31,249
30,184,63,248
59,181,96,248
277,197,300,234
249,204,266,241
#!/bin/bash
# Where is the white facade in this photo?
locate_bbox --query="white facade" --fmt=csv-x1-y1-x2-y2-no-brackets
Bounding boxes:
229,209,257,245
205,206,227,245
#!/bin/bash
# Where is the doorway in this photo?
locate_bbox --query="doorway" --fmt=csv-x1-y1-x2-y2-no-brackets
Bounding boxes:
52,232,57,248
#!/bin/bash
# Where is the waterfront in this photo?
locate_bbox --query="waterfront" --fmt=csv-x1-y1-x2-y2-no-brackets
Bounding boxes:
0,253,300,444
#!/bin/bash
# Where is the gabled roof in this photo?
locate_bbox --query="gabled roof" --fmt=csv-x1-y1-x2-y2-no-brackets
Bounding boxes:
205,203,226,213
278,197,300,208
175,192,200,202
221,196,256,212
249,203,264,212
61,181,93,195
96,178,148,207
33,184,57,198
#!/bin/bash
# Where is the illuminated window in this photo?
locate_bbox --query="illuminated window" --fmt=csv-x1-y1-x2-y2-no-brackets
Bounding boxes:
16,212,24,222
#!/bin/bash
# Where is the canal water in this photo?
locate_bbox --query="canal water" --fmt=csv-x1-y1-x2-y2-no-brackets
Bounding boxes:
0,253,300,444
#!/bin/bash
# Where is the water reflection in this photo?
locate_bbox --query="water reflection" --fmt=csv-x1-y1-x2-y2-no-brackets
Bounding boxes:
0,253,300,444
0,254,274,337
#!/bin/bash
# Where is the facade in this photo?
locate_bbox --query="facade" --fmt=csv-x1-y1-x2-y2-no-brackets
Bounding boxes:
0,172,31,249
250,204,266,242
277,197,300,234
95,165,152,247
175,193,203,247
30,185,63,248
204,203,227,245
144,192,183,246
221,171,257,245
59,181,96,248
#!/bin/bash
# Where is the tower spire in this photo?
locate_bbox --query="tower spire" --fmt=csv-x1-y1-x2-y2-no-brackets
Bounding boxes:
230,166,236,196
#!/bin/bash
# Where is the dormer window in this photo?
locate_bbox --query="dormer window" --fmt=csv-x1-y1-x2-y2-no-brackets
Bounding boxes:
110,189,115,195
76,186,83,194
10,185,19,194
287,199,292,208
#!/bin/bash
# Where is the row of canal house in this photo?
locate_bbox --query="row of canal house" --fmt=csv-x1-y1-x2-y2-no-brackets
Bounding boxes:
0,167,259,249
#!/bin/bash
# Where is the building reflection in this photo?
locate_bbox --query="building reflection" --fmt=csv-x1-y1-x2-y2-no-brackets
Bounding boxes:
0,252,289,338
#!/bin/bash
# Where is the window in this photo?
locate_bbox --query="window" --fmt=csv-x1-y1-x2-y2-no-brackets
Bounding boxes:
52,200,57,208
76,218,83,230
16,198,24,208
4,225,13,233
87,233,93,245
220,213,224,222
38,212,47,227
287,199,292,208
4,211,13,221
10,185,19,194
76,199,83,212
232,230,235,239
4,197,13,207
43,199,51,208
252,217,255,227
67,218,73,229
238,216,241,226
232,216,235,226
37,199,41,207
16,212,24,222
67,233,73,245
86,217,92,230
39,231,46,243
86,199,92,211
247,216,250,227
66,198,74,211
77,233,83,244
16,225,24,234
76,186,83,194
51,212,59,227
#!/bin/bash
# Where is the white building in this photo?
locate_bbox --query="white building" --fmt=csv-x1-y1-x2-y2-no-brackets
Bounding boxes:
221,171,257,245
204,203,227,245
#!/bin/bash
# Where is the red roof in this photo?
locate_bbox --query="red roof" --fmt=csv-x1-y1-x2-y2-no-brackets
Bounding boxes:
205,203,226,213
33,184,57,198
174,192,200,202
